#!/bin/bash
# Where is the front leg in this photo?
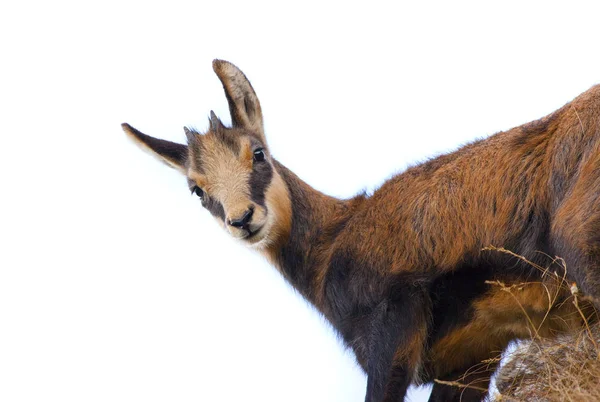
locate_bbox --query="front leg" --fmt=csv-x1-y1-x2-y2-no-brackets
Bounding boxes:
365,289,428,402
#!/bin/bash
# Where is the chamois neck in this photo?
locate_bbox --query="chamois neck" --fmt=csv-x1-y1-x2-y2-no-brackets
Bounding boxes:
270,160,363,306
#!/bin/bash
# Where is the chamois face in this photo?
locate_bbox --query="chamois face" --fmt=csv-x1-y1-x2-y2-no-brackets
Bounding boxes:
123,60,291,249
185,121,285,247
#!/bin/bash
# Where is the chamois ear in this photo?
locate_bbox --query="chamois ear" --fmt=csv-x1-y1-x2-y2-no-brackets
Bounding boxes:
212,59,266,144
122,123,187,173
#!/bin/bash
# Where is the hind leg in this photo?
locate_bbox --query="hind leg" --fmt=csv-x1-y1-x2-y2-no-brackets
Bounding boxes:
552,165,600,309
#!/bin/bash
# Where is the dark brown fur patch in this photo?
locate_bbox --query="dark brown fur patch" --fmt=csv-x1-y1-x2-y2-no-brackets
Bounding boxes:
249,156,273,207
203,195,226,221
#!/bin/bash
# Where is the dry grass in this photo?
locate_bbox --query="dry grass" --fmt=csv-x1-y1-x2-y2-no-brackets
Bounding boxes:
494,323,600,401
431,247,599,401
486,248,600,401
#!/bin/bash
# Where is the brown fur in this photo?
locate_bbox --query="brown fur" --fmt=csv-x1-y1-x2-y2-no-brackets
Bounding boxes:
123,60,600,401
430,277,594,379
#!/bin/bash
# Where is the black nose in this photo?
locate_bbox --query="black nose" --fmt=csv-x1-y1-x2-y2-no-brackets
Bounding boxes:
228,208,254,229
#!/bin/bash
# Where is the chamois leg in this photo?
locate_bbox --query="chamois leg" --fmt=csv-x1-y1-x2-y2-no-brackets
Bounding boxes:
428,363,496,402
364,290,428,402
552,167,600,310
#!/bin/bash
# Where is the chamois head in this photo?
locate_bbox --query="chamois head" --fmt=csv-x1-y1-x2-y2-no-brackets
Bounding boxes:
123,60,291,248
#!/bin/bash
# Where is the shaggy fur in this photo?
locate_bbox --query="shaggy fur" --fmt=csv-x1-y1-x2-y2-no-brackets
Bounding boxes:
123,60,600,402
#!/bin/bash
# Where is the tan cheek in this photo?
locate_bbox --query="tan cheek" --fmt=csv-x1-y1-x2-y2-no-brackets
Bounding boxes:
265,172,292,238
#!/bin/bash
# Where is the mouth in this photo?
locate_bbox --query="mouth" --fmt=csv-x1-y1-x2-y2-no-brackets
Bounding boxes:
244,225,264,240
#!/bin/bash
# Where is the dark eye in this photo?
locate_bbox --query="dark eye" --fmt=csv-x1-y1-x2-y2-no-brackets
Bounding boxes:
253,148,265,162
191,186,204,200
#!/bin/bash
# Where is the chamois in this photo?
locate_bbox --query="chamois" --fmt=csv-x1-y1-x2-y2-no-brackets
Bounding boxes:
123,60,600,402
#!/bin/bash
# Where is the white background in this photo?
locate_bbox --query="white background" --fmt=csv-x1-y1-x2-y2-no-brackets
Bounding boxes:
2,1,600,401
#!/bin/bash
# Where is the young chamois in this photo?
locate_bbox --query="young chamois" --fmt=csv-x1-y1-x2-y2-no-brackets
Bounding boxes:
123,60,600,402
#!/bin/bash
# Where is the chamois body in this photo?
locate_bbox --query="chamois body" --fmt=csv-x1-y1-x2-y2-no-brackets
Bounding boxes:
123,60,600,402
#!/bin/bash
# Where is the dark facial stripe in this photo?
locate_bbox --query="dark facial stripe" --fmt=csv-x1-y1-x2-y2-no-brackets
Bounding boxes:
249,158,273,207
203,196,226,221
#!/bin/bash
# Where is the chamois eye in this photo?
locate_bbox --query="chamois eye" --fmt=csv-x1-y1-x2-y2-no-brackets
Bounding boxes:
192,186,204,200
253,148,265,162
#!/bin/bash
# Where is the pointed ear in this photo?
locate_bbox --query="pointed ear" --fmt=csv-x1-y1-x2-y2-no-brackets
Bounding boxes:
212,59,266,144
122,123,187,173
